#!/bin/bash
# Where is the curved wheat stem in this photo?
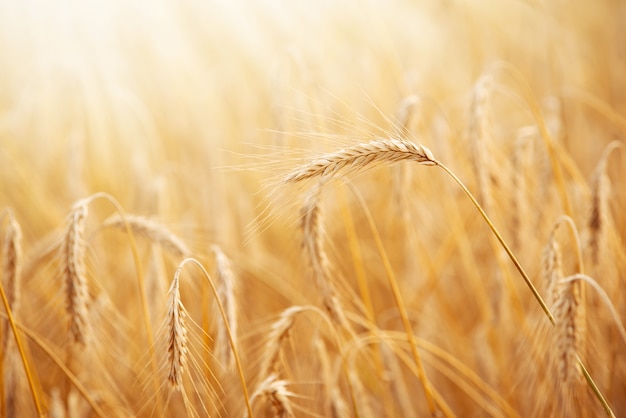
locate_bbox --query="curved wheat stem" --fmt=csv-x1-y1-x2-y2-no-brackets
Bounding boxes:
285,137,614,416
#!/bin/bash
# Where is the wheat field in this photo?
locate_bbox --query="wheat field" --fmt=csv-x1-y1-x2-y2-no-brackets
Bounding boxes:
0,0,625,417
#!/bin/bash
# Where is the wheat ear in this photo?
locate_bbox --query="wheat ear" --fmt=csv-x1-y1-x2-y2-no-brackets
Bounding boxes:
301,186,348,327
103,214,191,257
554,275,584,386
247,374,295,418
1,212,23,417
62,203,92,351
259,306,304,379
284,138,436,183
542,233,564,310
211,245,238,372
165,274,187,390
0,215,44,415
173,258,252,416
2,212,22,353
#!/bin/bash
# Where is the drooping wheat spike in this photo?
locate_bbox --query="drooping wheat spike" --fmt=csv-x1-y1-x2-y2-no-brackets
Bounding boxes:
587,153,611,267
542,233,564,310
1,212,23,417
554,277,585,387
211,245,238,372
2,211,22,353
165,274,188,391
301,186,348,327
284,138,436,183
314,336,348,418
103,214,191,258
259,306,304,379
247,374,295,418
62,202,92,350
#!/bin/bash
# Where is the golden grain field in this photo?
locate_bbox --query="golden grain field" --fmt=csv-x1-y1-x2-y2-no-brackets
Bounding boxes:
0,0,624,417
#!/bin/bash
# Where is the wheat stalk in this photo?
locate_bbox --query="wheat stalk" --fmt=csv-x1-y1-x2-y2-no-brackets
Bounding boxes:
301,186,348,327
164,274,188,391
103,214,191,258
284,138,436,183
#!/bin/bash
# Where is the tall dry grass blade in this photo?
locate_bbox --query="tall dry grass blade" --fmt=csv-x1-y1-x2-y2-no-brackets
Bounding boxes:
211,245,238,372
284,138,436,183
165,275,188,391
300,185,348,327
103,214,191,258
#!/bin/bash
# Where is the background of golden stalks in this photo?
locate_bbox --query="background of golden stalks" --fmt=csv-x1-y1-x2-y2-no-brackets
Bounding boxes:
0,0,624,416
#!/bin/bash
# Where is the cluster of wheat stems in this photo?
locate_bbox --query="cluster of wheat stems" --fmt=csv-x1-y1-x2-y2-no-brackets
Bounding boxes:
1,0,625,417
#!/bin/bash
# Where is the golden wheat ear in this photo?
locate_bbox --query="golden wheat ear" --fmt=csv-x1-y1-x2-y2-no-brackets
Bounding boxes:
103,214,191,258
164,274,188,391
283,138,436,183
1,211,24,417
61,203,92,367
300,185,349,328
211,245,238,372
